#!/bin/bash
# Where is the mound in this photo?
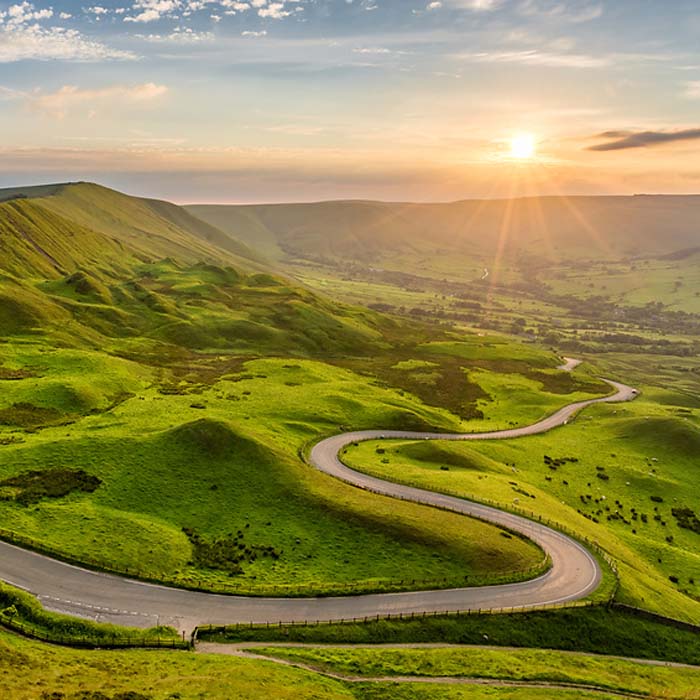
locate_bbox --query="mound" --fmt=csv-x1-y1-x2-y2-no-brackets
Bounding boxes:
398,442,507,472
613,416,700,459
0,286,68,333
167,418,270,461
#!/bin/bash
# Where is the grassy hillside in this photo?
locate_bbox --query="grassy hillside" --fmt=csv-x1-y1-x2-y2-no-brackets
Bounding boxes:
256,645,700,697
189,195,700,339
189,195,700,263
2,182,261,269
0,197,137,279
2,182,591,597
343,383,700,622
1,180,696,619
5,627,700,700
0,345,554,595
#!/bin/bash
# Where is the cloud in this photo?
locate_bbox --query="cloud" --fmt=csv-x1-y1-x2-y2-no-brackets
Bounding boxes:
0,2,54,27
456,49,608,68
0,24,136,62
441,0,501,9
353,47,391,54
518,0,603,23
138,27,214,42
124,0,181,23
257,2,292,19
684,81,700,99
589,128,700,151
30,83,169,119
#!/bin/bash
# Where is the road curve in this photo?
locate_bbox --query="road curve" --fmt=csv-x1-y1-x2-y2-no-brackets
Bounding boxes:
0,377,638,634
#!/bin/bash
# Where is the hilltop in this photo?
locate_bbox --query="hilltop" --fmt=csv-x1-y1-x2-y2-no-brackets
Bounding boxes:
0,182,261,277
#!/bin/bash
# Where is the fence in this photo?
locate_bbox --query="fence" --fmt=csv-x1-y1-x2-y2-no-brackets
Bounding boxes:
0,526,551,599
193,599,606,641
194,600,699,644
609,603,700,634
0,612,190,650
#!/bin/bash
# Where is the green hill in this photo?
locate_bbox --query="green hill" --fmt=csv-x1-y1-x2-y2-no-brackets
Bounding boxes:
188,195,700,264
1,182,262,271
0,180,597,601
0,182,392,355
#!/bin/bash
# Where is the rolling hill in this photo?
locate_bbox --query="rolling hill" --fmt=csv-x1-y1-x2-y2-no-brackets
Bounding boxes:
0,181,571,601
1,182,262,275
188,195,700,265
0,182,397,355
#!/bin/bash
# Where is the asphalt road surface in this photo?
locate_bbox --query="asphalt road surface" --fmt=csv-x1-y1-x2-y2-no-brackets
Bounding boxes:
0,376,637,634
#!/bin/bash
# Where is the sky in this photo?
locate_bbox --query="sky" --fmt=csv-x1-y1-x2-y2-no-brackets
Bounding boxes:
0,0,699,203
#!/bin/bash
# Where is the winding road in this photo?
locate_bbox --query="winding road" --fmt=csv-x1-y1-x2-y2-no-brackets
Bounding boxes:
0,368,638,635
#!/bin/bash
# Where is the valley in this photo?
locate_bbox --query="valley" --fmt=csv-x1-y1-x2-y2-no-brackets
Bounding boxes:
0,181,698,696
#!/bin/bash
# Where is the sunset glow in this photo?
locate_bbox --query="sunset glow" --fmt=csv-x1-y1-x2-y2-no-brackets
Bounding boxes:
0,1,698,202
509,135,536,160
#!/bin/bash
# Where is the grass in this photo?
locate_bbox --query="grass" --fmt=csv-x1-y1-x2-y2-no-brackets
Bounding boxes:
199,606,700,665
341,382,700,622
0,347,552,595
255,645,700,698
9,624,691,700
0,582,180,648
4,184,584,596
0,627,354,700
354,687,630,700
1,180,697,640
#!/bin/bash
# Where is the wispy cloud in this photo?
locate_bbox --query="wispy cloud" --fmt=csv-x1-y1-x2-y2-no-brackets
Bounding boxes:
589,128,700,151
518,0,603,23
456,49,608,68
684,81,700,99
29,83,169,119
138,27,215,42
441,0,502,10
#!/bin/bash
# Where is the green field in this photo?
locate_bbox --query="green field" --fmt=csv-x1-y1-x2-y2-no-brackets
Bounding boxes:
2,181,700,700
0,344,553,595
4,184,610,596
0,628,353,700
342,382,700,620
2,625,699,700
254,645,700,699
0,182,617,596
198,606,700,665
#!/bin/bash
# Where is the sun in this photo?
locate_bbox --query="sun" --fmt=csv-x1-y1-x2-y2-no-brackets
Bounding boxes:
509,133,536,159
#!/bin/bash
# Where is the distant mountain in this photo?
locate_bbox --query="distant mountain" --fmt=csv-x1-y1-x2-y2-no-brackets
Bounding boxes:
188,195,700,264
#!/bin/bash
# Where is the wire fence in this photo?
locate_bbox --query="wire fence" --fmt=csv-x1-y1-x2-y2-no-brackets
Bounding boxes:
193,599,606,641
0,612,190,650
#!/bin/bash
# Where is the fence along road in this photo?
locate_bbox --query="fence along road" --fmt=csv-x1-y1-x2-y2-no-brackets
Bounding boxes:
0,375,637,635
